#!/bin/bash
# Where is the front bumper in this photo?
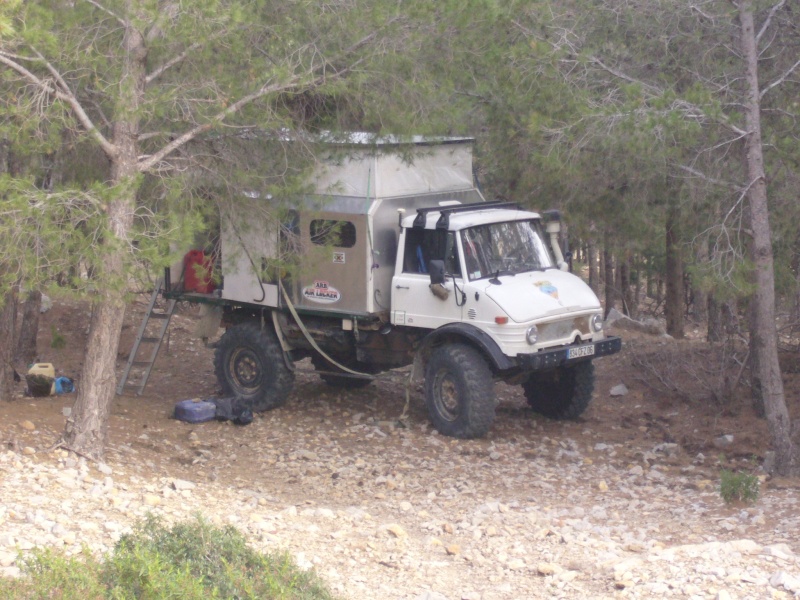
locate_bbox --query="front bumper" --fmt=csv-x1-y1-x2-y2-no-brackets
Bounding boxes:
515,335,622,372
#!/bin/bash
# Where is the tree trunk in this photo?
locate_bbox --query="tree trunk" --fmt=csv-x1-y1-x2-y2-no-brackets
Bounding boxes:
707,294,723,342
656,276,663,307
599,243,606,288
747,292,765,418
694,242,709,326
791,229,800,327
588,241,598,293
665,203,684,338
619,250,633,317
62,20,146,460
737,2,797,475
15,290,42,367
0,285,19,402
603,234,615,317
0,143,22,400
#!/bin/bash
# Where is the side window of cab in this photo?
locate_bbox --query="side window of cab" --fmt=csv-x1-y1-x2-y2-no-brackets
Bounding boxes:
403,229,461,277
403,228,430,274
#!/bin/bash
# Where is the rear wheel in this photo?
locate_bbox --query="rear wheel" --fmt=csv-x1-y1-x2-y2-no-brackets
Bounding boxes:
424,344,495,438
523,361,594,419
214,322,294,412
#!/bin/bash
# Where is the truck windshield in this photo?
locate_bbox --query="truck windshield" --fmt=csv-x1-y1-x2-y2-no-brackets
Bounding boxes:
460,219,555,281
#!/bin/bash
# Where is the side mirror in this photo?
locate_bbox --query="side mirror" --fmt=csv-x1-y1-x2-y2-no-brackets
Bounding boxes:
429,260,445,285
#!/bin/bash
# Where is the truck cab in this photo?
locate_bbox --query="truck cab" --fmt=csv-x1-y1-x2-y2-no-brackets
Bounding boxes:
387,200,620,438
392,202,606,354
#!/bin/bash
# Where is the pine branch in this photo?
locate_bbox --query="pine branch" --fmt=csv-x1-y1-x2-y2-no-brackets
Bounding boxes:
80,0,126,27
0,51,117,158
138,30,381,173
755,0,787,44
677,165,742,190
588,56,748,136
760,57,800,100
145,42,202,85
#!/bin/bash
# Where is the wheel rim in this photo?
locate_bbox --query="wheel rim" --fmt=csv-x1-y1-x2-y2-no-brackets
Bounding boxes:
229,347,263,394
433,370,460,422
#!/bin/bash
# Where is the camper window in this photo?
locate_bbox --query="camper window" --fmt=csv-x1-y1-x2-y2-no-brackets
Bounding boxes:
310,220,357,248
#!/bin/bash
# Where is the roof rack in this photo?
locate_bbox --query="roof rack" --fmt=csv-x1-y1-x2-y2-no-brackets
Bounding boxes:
412,200,522,230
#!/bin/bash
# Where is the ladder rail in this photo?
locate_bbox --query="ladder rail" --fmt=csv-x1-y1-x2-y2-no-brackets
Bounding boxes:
116,280,176,395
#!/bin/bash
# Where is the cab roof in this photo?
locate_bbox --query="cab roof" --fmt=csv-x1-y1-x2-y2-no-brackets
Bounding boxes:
401,201,541,231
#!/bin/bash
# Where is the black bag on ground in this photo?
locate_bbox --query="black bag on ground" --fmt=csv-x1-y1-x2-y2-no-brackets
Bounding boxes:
212,397,253,426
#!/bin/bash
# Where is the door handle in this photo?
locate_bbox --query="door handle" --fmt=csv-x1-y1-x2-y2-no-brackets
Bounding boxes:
395,285,410,289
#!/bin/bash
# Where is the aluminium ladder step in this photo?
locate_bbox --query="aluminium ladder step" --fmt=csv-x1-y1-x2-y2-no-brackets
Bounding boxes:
116,279,177,396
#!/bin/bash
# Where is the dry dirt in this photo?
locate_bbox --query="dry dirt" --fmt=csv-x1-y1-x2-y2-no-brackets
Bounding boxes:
10,295,787,486
1,295,800,599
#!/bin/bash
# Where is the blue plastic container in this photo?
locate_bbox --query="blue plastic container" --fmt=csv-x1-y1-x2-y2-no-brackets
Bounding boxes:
174,399,217,423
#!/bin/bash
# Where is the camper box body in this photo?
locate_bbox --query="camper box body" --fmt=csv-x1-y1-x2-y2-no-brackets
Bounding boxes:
216,137,482,317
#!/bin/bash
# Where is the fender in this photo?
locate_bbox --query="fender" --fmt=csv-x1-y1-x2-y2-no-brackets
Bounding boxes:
411,322,514,382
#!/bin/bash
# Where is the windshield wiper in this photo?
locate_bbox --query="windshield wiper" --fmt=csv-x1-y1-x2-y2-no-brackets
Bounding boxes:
518,263,548,274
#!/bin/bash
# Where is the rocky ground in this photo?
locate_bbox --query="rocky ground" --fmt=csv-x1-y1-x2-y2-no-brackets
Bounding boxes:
1,299,800,599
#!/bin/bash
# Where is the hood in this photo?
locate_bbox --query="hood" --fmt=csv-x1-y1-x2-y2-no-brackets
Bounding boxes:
482,270,601,322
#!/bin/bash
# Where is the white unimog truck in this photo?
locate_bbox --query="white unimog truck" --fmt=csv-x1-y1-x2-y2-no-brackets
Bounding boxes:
164,136,621,438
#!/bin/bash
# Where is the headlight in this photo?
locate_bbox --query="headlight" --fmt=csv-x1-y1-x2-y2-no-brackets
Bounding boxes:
526,325,538,345
591,314,603,332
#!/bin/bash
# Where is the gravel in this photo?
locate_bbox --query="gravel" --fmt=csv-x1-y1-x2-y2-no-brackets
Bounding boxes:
2,384,800,600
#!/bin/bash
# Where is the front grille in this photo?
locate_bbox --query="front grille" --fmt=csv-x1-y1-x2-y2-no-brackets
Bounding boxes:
536,316,591,345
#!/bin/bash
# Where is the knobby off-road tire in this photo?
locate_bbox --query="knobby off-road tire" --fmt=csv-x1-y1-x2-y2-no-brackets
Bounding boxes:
214,323,294,412
424,344,495,439
523,360,595,420
310,354,372,389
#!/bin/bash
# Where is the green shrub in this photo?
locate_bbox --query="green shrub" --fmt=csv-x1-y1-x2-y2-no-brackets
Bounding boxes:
720,469,760,505
50,325,66,349
0,547,105,599
0,515,339,600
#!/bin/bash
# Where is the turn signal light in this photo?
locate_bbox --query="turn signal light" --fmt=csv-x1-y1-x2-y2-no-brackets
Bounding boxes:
495,316,508,325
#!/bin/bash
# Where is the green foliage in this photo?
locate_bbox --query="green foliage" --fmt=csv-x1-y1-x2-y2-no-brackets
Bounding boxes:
719,469,760,505
0,515,339,600
0,547,106,599
2,0,799,324
0,1,21,39
0,175,117,298
0,0,477,302
50,325,65,350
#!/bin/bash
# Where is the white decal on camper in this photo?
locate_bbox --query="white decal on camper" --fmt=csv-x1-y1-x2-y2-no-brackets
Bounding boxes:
303,280,342,304
333,252,346,264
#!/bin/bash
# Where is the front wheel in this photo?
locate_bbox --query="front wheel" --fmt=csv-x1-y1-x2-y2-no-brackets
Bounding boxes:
424,344,495,439
214,322,294,412
523,361,594,419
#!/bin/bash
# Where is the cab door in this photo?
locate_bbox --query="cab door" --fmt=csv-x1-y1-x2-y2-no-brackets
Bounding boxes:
391,228,463,328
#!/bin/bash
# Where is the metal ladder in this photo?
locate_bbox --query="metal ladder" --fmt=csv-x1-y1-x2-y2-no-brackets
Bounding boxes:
116,279,177,395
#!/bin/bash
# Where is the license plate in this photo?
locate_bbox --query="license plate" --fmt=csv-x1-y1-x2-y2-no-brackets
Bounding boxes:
567,345,595,359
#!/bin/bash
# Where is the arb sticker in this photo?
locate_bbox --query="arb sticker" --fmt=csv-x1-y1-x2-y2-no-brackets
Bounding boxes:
303,280,341,304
